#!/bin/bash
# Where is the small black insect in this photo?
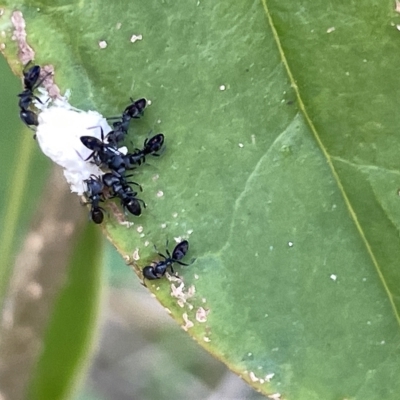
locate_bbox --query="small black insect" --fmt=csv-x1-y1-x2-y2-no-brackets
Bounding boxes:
80,127,123,169
106,126,127,147
17,62,49,129
123,97,147,120
19,109,38,127
106,98,147,145
84,175,106,224
101,170,145,216
22,62,41,91
102,170,142,193
125,133,165,167
142,240,191,280
117,188,146,216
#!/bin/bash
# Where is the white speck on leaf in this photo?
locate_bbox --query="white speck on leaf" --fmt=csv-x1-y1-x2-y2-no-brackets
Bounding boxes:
157,190,164,197
98,40,107,49
187,285,196,296
268,394,281,400
249,371,259,382
177,299,185,308
238,143,244,148
132,249,140,260
265,373,275,382
130,34,143,43
120,221,134,228
219,84,226,91
195,307,209,323
288,241,294,247
136,225,143,233
330,274,337,281
326,27,335,33
182,313,194,331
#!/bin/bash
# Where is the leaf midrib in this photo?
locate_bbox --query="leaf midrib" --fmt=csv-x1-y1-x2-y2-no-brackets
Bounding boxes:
261,0,400,327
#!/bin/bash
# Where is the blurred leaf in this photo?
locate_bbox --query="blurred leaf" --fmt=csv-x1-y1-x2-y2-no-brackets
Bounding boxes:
1,1,400,399
27,222,103,400
0,56,51,303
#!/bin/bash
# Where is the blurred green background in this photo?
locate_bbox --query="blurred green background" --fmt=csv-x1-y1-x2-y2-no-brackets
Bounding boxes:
0,56,264,400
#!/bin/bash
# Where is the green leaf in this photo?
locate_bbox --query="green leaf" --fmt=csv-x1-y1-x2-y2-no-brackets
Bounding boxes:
27,223,103,400
0,57,51,303
1,1,400,398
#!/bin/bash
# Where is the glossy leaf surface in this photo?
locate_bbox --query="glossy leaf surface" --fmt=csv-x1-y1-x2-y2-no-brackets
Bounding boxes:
1,1,400,398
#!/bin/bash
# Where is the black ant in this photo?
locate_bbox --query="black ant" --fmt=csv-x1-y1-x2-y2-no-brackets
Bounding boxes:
80,127,123,169
123,97,147,119
101,170,145,216
17,62,50,129
142,240,192,280
116,186,146,216
106,126,126,147
20,109,38,127
106,98,147,145
102,170,142,193
83,175,106,224
125,133,165,167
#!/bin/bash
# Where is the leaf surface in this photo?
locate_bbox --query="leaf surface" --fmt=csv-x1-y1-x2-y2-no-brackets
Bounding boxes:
1,1,400,398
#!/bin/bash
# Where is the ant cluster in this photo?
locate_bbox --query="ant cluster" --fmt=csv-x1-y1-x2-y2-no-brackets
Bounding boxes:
17,61,192,281
80,100,164,224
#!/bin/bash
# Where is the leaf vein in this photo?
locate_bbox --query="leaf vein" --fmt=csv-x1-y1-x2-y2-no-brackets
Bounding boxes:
261,0,400,327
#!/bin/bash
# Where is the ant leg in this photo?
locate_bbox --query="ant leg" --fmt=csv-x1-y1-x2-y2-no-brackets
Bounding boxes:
156,250,167,260
176,258,196,266
137,198,147,209
86,126,105,141
33,71,53,91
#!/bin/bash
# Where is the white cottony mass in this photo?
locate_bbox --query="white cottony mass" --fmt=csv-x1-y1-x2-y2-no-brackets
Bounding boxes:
35,95,112,195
